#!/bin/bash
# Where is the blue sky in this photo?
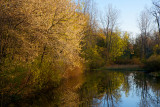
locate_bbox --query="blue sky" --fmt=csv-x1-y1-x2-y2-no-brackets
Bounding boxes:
95,0,152,36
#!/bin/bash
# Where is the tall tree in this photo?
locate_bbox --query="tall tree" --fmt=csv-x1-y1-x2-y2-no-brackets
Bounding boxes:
100,5,119,61
138,10,151,59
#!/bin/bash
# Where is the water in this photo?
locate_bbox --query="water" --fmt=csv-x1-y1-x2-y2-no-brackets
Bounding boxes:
9,70,160,107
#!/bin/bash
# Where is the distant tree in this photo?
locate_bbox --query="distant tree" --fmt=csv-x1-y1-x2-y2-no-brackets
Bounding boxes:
138,9,151,59
152,0,160,36
151,0,160,54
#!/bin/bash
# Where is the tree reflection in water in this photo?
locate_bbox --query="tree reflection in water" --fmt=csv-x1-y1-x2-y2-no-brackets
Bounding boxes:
79,71,160,107
134,72,160,107
9,70,160,107
79,71,126,107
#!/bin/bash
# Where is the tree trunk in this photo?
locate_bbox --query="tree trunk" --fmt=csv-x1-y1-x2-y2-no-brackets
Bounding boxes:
40,45,47,65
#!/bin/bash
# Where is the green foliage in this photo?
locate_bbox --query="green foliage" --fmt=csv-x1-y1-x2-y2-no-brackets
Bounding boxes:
81,28,106,69
109,32,126,60
0,59,29,99
104,30,129,61
83,45,105,69
30,56,62,89
82,28,130,68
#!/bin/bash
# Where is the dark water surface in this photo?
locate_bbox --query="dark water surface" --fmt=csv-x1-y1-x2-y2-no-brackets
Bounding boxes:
12,70,160,107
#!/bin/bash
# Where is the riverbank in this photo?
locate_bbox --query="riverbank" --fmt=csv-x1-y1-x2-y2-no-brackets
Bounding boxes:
95,64,145,71
95,64,160,77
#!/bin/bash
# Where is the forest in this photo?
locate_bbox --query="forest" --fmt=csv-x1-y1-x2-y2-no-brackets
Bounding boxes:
1,0,160,106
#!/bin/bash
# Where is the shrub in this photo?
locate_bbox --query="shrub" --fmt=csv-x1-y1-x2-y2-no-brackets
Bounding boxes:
131,58,142,65
83,46,105,69
114,58,141,65
145,55,160,72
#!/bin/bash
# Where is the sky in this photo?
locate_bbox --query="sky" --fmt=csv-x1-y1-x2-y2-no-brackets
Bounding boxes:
95,0,153,36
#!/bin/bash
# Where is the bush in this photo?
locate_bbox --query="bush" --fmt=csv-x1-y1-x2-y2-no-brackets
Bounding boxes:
83,46,105,69
145,55,160,72
131,58,142,65
114,58,141,65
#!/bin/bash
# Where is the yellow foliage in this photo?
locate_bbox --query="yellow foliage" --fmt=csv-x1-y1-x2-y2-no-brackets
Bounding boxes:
109,31,127,60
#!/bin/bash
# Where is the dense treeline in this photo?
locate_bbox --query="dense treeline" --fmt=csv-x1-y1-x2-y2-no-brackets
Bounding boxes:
134,0,160,71
1,0,160,106
0,0,88,103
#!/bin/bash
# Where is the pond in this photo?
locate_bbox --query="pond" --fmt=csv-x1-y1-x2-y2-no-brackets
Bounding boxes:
10,70,160,107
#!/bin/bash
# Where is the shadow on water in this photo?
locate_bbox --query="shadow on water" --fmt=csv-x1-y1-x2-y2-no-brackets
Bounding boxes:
5,70,160,107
